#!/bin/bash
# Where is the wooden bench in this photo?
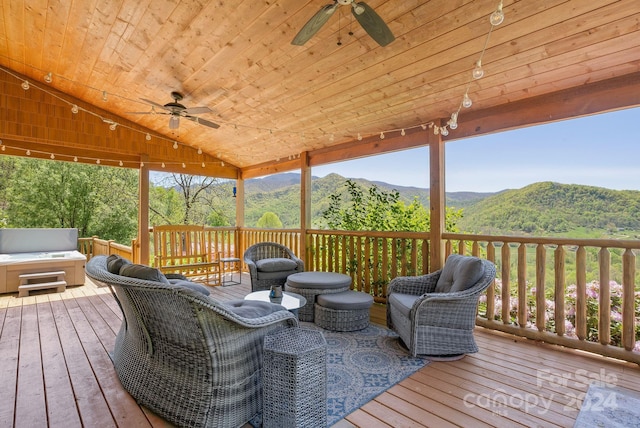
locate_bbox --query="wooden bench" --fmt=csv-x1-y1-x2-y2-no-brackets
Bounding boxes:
152,225,221,286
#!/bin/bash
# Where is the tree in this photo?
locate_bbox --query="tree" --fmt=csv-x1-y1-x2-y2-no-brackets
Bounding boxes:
257,212,283,229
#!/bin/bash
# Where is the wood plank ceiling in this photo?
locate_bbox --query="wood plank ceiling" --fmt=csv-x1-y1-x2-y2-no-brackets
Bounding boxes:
0,0,639,178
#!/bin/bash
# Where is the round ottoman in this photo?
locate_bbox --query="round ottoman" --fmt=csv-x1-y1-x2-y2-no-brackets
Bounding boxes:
285,272,352,322
314,291,374,332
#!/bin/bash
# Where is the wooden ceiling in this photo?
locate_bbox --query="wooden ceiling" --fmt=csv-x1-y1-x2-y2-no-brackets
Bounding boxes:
0,0,639,178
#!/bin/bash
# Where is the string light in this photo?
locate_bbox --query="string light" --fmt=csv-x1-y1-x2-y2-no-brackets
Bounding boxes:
21,80,29,90
44,72,52,83
71,104,79,114
490,1,505,26
145,133,151,141
109,122,117,131
173,141,178,149
379,132,385,139
472,60,484,79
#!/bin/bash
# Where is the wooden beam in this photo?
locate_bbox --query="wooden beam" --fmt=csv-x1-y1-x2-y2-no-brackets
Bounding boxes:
300,152,311,263
138,155,150,265
429,125,445,272
449,72,640,140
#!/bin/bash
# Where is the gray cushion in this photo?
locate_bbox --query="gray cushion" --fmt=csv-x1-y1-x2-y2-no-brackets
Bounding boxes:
316,291,373,310
119,263,170,285
106,254,131,274
225,299,286,318
435,254,484,293
286,271,352,289
255,257,298,272
388,293,418,318
169,279,210,296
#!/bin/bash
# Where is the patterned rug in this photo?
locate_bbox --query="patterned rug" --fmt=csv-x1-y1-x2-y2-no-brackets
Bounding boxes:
301,322,429,427
573,384,640,428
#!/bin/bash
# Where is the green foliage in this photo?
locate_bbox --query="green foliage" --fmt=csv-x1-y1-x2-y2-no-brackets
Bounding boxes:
2,157,138,242
256,212,283,228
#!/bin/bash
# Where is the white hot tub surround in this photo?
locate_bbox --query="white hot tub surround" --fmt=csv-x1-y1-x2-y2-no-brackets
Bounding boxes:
0,228,86,295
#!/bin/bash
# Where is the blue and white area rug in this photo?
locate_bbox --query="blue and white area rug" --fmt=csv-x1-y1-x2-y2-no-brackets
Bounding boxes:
573,384,640,428
302,322,428,426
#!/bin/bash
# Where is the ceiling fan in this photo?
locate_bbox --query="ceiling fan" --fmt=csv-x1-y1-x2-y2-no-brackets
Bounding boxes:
292,0,395,47
129,91,220,130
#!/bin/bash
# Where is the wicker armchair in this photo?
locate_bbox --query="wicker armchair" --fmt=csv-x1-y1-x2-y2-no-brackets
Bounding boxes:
387,255,496,357
85,255,298,428
243,242,304,291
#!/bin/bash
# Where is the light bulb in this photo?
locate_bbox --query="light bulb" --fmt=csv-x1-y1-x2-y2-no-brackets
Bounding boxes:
140,162,144,167
161,162,165,168
44,72,52,83
21,80,29,90
201,162,205,168
173,141,178,149
26,150,31,155
109,123,117,131
102,91,108,102
1,146,5,151
73,156,78,162
357,133,362,141
490,1,504,26
197,148,202,154
462,93,473,108
50,154,55,159
380,132,385,139
182,162,186,168
433,127,439,135
119,160,123,166
401,129,406,136
145,133,151,141
71,104,79,114
441,127,449,136
421,124,427,130
449,121,458,130
96,159,101,164
221,161,225,167
472,60,484,79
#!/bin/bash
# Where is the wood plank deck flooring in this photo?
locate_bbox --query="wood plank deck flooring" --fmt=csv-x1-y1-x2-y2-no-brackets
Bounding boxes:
1,273,639,427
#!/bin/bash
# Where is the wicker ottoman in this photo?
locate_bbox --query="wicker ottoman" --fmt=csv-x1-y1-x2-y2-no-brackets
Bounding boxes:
285,271,352,322
263,328,327,428
315,290,374,331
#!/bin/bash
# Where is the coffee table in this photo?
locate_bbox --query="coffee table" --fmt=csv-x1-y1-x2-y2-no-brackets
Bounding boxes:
244,290,307,317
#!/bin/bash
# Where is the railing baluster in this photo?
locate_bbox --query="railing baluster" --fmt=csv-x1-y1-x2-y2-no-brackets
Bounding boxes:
555,245,565,336
536,244,546,332
622,248,636,351
599,248,611,345
517,243,527,328
501,243,511,324
576,246,587,340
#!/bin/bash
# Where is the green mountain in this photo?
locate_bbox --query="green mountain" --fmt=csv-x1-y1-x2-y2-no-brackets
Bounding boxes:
243,175,640,239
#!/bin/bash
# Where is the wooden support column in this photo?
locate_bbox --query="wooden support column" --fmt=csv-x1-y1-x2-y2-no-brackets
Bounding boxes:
235,174,245,228
138,155,150,265
300,152,311,263
429,125,445,271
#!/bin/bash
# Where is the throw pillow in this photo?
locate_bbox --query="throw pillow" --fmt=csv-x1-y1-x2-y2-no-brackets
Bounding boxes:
106,254,131,274
119,263,170,284
225,299,286,318
169,279,211,296
435,254,484,293
255,257,298,272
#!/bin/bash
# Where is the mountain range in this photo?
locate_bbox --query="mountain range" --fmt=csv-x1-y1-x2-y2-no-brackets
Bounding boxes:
242,173,640,239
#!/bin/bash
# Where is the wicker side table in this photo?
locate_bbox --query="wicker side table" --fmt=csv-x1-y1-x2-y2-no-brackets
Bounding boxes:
263,328,327,428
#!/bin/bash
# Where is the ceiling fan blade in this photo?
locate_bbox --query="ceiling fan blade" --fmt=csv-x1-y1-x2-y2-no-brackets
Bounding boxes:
169,116,180,129
186,115,220,129
292,3,338,46
183,106,212,115
141,98,171,111
351,2,395,47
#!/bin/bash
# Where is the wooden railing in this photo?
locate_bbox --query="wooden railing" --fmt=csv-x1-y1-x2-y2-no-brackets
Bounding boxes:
443,232,640,364
79,228,640,364
78,237,137,262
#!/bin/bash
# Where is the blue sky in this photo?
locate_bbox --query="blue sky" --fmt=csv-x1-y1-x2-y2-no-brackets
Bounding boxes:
312,106,640,192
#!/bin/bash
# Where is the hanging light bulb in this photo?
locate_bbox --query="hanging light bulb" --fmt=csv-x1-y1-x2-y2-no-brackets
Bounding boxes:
490,1,504,26
201,162,205,168
119,160,123,166
221,161,225,167
357,133,362,141
44,72,52,83
462,93,473,108
50,153,55,159
380,132,385,139
145,133,151,141
400,129,406,136
21,80,29,90
161,162,166,168
96,159,101,164
140,162,144,167
441,127,449,136
26,150,31,155
173,141,178,149
71,104,79,114
102,91,108,102
73,156,78,162
109,123,117,131
197,148,202,155
449,112,458,130
421,124,427,130
473,60,484,79
1,145,5,151
433,127,439,135
182,162,186,168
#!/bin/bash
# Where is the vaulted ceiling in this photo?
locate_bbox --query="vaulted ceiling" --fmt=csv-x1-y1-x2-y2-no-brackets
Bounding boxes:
0,0,639,178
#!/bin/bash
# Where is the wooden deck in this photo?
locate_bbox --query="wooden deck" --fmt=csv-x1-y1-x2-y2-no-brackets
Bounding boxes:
1,274,640,427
